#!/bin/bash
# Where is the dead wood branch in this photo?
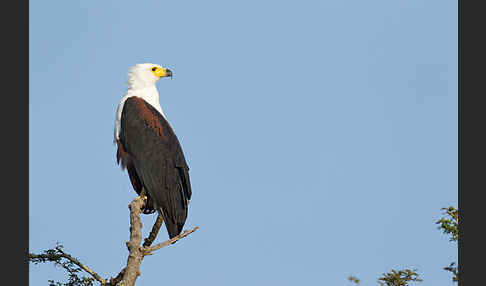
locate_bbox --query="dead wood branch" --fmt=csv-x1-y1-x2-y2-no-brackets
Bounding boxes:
114,196,199,286
118,195,146,286
30,195,198,286
143,226,200,254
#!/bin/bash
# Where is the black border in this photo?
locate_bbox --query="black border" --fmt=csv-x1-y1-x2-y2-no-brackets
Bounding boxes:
2,0,28,285
459,1,485,286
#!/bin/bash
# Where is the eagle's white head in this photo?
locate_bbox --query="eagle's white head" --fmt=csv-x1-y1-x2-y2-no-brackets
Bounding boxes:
127,63,173,90
114,63,171,141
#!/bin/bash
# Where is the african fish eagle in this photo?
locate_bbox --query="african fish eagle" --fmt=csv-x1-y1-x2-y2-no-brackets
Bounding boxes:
114,63,192,239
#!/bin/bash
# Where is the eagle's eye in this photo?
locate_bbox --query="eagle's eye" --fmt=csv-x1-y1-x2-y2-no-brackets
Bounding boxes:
151,67,157,71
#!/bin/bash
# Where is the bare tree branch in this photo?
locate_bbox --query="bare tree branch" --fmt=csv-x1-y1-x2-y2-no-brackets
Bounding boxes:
118,196,146,286
30,194,199,286
143,226,199,254
117,196,199,285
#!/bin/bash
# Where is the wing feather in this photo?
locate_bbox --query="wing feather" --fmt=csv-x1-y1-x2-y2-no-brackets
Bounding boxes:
117,96,192,238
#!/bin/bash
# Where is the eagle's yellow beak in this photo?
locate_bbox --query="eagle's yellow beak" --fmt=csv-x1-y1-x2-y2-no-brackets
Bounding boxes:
152,67,173,78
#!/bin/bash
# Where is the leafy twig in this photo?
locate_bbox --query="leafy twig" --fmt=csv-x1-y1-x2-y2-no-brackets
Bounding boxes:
378,268,422,286
348,275,360,285
444,262,459,283
436,206,459,242
29,245,100,286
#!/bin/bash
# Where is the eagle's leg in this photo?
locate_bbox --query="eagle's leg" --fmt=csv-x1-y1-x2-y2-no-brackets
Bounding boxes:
143,214,164,247
139,188,148,204
139,187,156,214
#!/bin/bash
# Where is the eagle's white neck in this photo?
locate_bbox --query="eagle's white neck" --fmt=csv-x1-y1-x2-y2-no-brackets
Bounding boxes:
126,85,165,115
114,84,166,141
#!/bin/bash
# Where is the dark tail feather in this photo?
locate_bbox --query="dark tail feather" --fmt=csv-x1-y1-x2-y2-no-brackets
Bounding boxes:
158,207,184,239
165,219,184,239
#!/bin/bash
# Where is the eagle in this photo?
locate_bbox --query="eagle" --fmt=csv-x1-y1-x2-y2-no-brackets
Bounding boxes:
114,63,192,239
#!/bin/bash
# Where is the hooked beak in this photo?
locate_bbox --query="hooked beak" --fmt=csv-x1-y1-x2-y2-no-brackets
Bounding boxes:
154,67,173,78
166,68,172,78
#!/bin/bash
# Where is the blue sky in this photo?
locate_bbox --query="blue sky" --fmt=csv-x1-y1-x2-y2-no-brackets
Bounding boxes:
29,0,457,285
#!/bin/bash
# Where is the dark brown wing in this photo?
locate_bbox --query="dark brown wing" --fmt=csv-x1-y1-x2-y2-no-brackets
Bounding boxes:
117,96,192,238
